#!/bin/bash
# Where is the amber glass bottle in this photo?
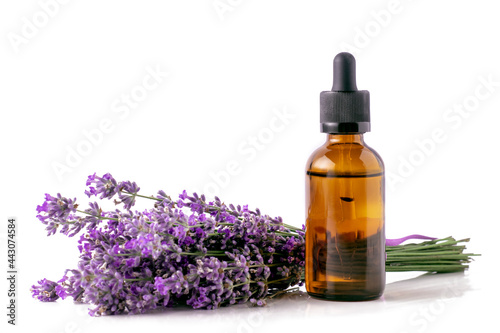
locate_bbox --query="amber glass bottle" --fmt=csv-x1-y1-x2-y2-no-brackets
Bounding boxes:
305,53,385,301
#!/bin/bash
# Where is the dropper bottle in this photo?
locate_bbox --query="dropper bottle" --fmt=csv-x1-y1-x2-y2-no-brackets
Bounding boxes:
305,52,385,301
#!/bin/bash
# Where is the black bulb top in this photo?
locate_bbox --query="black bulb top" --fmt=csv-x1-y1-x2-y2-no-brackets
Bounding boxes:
320,52,370,133
332,52,358,92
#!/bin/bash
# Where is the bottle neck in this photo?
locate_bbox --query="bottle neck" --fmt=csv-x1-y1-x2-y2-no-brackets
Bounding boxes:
326,133,365,144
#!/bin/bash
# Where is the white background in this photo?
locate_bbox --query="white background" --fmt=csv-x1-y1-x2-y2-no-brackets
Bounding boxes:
0,0,498,332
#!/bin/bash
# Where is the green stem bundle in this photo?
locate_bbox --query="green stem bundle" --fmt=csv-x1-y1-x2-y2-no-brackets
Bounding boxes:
385,237,480,273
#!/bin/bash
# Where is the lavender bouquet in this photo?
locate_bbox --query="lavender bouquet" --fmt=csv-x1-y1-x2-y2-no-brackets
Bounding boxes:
32,173,305,316
32,173,477,316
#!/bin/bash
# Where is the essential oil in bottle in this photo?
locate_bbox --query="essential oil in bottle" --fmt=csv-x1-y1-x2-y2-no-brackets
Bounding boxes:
305,52,385,301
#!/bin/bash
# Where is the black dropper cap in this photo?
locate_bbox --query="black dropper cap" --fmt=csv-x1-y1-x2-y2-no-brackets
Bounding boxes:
320,52,370,133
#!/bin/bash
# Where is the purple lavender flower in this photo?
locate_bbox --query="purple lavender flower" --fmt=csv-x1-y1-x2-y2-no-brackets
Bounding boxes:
179,190,188,200
117,181,140,209
136,233,164,259
36,193,77,222
155,271,189,297
76,202,104,233
124,281,158,315
54,273,84,301
31,279,59,302
85,173,118,199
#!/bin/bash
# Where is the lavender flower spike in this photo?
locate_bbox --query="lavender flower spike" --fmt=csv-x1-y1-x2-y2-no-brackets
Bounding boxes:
36,193,77,222
85,173,118,199
31,279,59,302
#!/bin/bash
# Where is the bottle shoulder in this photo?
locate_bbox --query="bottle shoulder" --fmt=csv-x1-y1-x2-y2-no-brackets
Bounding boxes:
306,141,384,176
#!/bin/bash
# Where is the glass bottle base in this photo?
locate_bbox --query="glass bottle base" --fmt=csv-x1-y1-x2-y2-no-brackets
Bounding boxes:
307,291,383,302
